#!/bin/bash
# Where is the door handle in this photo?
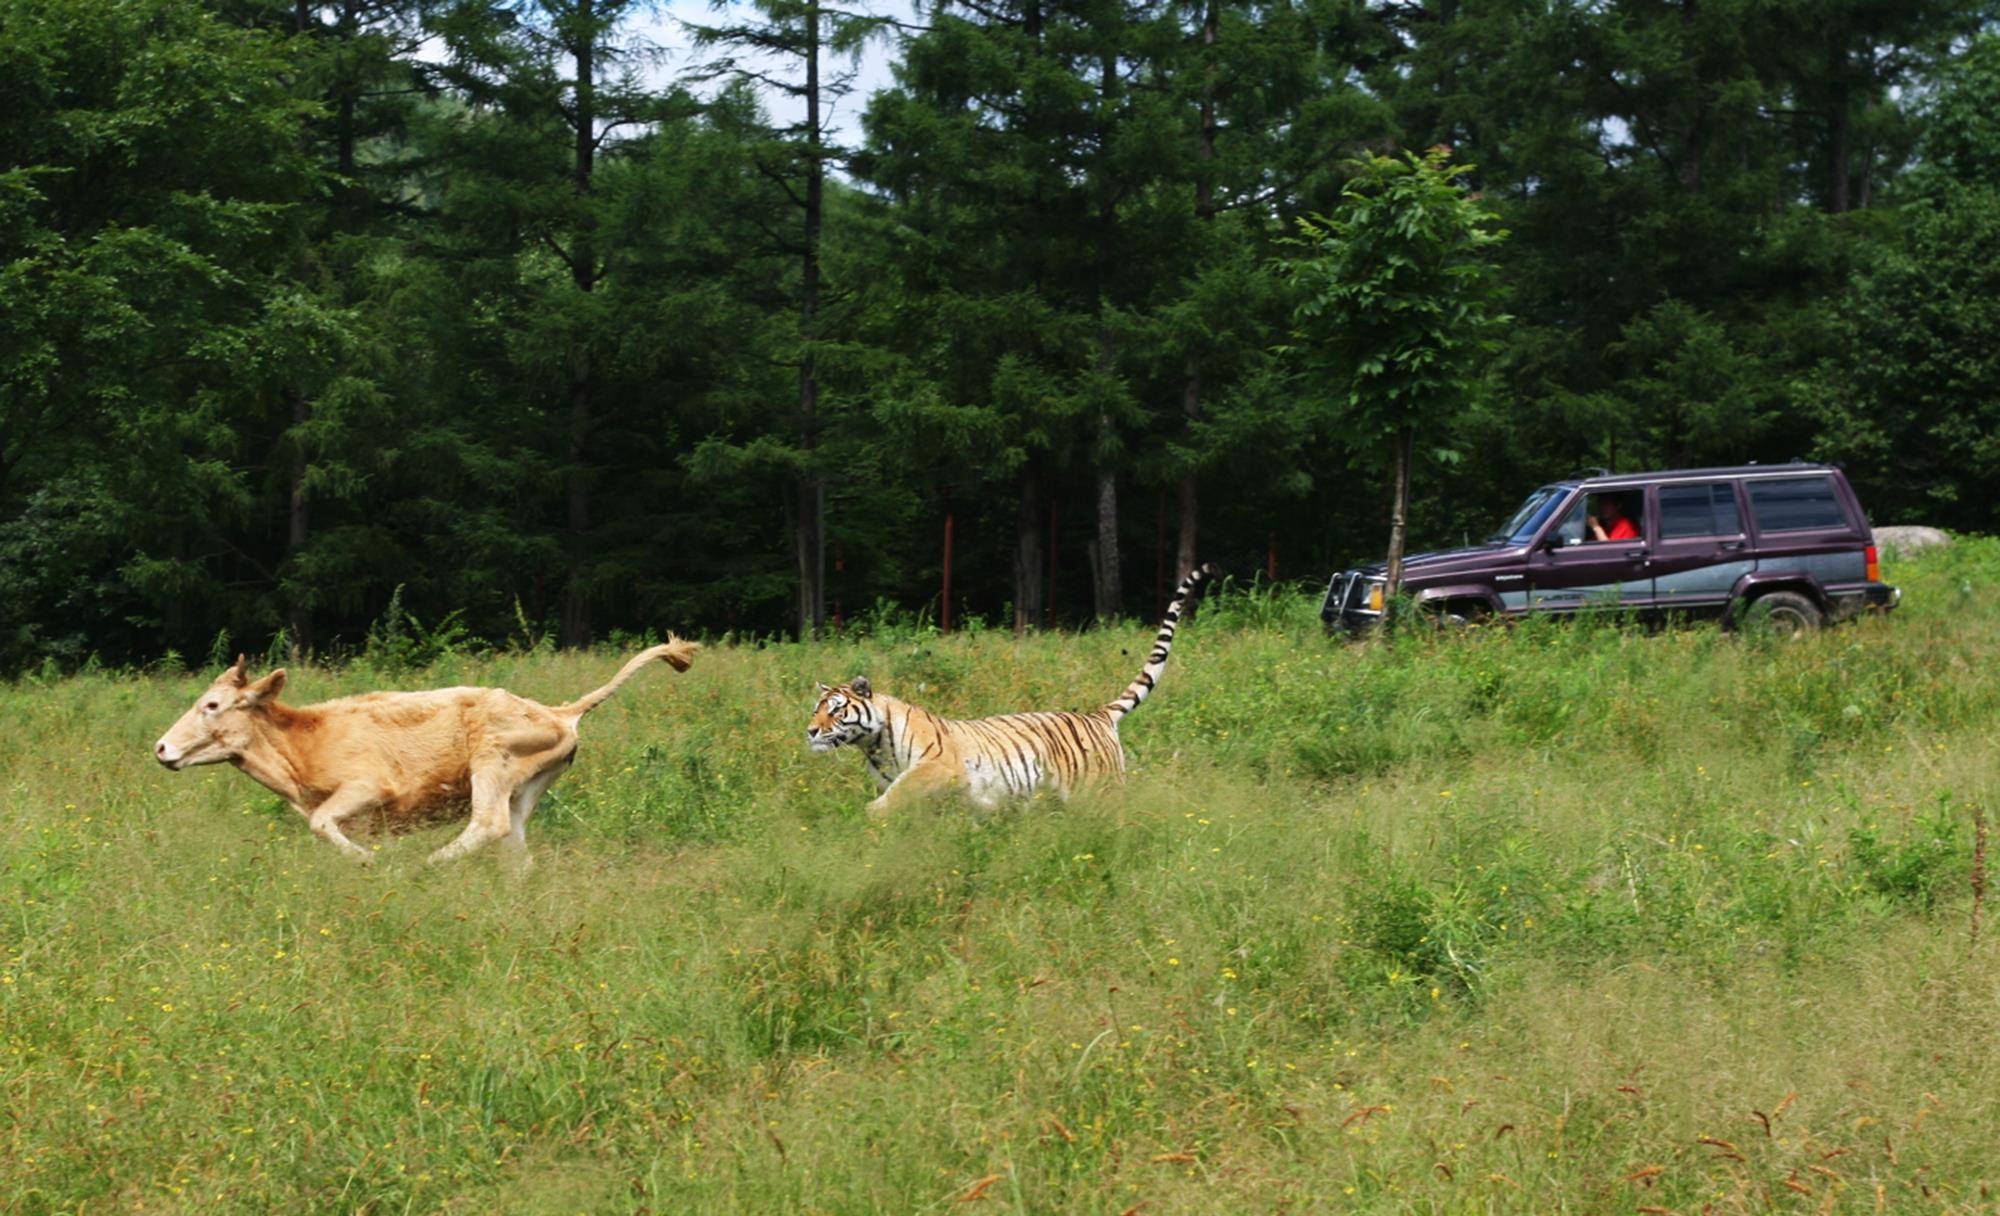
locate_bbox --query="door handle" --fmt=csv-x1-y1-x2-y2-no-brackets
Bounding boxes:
1624,549,1648,560
1719,541,1748,552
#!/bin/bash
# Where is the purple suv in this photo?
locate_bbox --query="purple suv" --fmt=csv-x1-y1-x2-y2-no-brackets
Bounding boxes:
1322,463,1901,633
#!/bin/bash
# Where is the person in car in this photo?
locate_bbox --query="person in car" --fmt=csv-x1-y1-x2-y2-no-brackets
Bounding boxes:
1587,496,1639,542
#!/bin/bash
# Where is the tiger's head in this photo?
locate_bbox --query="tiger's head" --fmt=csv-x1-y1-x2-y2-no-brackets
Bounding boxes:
806,676,879,753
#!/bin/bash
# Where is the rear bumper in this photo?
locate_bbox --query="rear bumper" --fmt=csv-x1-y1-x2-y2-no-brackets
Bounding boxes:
1826,581,1900,622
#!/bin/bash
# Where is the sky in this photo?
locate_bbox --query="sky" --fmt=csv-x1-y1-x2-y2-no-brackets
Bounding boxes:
628,0,914,145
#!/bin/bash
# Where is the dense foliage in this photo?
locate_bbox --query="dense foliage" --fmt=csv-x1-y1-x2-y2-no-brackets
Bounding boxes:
3,0,1997,668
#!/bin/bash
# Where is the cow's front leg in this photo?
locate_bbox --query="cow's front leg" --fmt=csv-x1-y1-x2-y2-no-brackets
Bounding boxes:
306,784,381,861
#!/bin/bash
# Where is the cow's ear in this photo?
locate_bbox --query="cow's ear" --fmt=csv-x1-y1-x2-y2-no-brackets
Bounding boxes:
226,654,250,686
850,675,872,699
244,668,287,703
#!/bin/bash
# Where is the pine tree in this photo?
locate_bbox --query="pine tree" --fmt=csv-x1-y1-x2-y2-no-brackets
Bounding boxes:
429,0,666,647
689,0,887,640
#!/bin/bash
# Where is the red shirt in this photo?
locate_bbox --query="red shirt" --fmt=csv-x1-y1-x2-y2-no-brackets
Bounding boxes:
1604,517,1639,541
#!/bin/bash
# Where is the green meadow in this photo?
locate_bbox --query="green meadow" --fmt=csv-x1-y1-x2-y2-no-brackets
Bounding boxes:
4,546,1999,1214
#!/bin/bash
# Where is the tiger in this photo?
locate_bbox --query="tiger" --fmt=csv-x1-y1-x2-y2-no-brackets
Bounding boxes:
805,563,1215,814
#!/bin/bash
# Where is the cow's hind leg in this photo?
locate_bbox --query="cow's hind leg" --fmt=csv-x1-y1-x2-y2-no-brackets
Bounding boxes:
500,751,572,869
427,760,516,865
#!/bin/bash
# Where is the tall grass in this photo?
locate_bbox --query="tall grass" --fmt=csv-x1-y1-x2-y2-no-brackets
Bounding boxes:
4,543,1998,1212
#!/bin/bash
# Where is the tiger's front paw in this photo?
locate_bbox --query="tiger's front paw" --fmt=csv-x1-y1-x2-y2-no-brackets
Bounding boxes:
864,797,892,821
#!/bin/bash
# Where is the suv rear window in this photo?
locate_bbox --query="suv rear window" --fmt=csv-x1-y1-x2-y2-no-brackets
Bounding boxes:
1747,476,1847,533
1659,482,1743,538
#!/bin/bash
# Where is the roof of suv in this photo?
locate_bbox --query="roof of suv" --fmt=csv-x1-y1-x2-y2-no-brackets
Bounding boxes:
1569,462,1840,491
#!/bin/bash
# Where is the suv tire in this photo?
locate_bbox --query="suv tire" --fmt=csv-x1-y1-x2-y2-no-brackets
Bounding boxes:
1739,590,1823,636
1435,602,1487,629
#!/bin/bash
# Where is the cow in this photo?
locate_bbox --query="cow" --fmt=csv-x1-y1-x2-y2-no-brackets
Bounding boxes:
153,640,699,864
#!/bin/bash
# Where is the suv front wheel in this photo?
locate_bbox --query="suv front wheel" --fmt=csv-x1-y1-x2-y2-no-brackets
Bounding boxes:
1738,590,1823,636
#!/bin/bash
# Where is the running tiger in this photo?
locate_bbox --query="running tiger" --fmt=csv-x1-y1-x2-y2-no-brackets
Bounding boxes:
805,563,1215,813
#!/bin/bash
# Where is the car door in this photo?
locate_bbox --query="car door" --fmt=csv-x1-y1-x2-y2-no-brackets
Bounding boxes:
1648,480,1752,615
1525,490,1652,612
1745,473,1868,586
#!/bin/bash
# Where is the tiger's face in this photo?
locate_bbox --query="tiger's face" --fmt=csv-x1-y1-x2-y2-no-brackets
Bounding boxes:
807,676,878,752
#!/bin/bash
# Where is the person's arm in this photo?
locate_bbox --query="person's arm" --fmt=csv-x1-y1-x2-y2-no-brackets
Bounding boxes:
1587,516,1608,541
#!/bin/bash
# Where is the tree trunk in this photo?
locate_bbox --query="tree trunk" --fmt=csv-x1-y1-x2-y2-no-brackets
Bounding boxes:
1046,496,1059,628
334,0,360,224
1013,461,1044,635
1093,456,1121,622
1827,56,1851,214
1092,332,1122,622
788,482,820,640
940,505,955,634
1091,46,1122,625
285,392,312,658
559,0,597,650
1434,0,1460,146
1828,103,1849,213
561,372,592,649
794,0,827,641
1176,376,1200,578
285,0,317,659
1177,0,1218,579
1384,426,1415,599
1678,0,1703,194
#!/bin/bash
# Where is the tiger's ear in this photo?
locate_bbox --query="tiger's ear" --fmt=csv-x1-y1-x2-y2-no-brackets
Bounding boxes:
816,682,831,696
849,675,872,698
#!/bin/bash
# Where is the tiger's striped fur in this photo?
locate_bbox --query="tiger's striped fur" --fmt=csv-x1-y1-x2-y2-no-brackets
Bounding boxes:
806,564,1214,813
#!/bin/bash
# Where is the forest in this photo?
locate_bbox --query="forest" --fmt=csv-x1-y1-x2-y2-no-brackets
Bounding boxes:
4,0,1999,668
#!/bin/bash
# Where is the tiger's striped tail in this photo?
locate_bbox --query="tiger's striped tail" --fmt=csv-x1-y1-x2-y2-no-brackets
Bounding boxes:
1105,563,1215,722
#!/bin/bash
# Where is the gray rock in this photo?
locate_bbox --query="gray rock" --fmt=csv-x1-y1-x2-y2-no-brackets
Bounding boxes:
1873,525,1951,558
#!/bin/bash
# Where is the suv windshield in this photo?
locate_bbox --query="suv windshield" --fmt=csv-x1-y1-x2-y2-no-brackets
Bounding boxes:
1488,485,1571,544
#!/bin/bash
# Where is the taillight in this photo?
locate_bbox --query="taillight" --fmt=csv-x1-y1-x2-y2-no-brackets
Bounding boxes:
1865,545,1880,582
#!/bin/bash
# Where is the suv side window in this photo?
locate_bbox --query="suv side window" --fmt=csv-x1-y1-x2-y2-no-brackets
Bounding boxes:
1550,497,1589,546
1747,476,1847,533
1659,482,1743,538
1549,489,1643,546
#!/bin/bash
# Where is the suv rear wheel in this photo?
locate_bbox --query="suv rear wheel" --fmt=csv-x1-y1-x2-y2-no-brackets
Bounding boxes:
1739,590,1823,636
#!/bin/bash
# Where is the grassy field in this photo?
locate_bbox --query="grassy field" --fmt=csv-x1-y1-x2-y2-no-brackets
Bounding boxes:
5,545,2000,1214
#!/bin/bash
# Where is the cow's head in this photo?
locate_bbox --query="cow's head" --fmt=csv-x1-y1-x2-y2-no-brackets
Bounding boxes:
154,655,287,770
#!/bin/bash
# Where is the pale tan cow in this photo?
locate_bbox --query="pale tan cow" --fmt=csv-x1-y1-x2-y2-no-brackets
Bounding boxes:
153,640,699,864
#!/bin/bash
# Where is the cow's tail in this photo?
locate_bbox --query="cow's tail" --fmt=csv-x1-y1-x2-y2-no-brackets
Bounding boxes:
558,637,699,718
